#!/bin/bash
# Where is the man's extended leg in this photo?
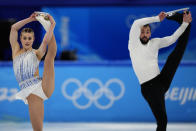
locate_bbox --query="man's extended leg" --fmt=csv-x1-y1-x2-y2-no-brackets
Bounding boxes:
160,13,191,92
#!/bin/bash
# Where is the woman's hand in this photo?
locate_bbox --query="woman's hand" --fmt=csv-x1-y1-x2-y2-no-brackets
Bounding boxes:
29,12,37,21
48,15,56,27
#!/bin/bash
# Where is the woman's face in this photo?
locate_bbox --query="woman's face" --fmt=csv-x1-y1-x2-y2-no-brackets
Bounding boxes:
20,32,34,50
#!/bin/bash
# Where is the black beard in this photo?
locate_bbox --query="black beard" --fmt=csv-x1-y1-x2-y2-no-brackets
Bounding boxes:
140,38,149,45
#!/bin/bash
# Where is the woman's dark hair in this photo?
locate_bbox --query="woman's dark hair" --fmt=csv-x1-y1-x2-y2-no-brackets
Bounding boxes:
20,28,34,37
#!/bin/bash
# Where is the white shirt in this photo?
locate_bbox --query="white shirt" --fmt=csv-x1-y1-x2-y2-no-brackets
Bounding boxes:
128,16,189,84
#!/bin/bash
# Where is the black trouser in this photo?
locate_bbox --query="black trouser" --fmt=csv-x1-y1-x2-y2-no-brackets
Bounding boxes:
141,13,191,131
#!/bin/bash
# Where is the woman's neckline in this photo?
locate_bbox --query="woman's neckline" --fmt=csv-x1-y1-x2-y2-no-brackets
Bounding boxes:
13,49,35,61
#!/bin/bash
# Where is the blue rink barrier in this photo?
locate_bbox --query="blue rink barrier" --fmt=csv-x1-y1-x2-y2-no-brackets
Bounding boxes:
0,61,196,122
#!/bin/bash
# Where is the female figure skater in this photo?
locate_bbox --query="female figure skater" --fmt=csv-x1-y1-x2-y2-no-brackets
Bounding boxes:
9,12,56,131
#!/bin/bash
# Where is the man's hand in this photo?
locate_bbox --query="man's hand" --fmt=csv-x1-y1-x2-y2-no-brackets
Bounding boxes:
159,11,167,22
183,11,192,23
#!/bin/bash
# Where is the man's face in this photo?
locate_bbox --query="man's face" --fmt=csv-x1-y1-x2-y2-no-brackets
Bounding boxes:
140,26,151,45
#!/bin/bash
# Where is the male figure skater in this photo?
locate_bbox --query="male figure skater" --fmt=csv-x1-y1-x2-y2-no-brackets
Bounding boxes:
128,11,192,131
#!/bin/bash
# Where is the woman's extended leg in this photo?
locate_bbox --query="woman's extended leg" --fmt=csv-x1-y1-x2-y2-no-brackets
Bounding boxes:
42,35,57,98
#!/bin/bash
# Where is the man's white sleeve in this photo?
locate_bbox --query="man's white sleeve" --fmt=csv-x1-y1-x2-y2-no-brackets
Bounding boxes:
158,22,189,49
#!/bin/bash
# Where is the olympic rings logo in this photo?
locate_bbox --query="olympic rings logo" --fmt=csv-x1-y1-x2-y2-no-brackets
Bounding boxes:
61,78,125,110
